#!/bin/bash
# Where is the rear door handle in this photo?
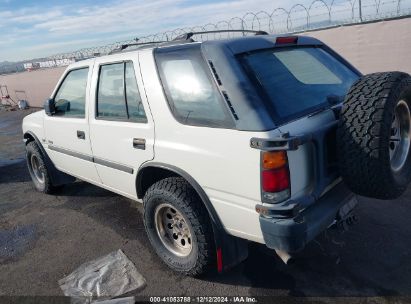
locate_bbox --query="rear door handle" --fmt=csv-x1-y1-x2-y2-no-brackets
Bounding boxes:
77,130,85,140
133,138,146,150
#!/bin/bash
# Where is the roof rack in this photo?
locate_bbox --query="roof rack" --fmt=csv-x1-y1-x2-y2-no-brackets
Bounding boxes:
173,29,268,41
108,30,269,55
109,41,168,54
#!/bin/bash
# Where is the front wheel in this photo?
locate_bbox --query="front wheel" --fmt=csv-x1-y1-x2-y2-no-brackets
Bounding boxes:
26,141,55,194
143,177,215,276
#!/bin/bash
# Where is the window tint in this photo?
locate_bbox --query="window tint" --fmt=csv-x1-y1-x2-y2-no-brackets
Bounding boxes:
241,47,359,122
97,63,127,119
155,46,234,128
54,68,89,118
273,49,342,84
125,62,147,122
97,61,147,122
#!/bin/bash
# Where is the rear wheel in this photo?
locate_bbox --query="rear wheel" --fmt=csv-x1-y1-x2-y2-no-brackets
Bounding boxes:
143,177,215,276
26,141,54,193
337,72,411,199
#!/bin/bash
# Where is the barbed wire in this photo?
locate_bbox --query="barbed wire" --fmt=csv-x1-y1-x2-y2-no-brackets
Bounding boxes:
11,0,411,67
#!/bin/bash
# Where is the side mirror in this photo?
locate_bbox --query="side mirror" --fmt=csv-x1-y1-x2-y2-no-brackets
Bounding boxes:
44,98,55,116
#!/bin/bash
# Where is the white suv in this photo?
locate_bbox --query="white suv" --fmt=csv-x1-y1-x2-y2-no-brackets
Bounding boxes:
22,31,411,276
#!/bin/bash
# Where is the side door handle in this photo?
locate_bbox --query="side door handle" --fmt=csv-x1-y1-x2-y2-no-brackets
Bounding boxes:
77,130,85,140
133,138,146,150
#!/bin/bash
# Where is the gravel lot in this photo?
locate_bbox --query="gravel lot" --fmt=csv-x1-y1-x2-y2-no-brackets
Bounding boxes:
1,108,411,302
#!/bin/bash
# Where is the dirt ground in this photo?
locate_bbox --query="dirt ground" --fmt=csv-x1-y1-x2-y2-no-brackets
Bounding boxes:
1,108,411,302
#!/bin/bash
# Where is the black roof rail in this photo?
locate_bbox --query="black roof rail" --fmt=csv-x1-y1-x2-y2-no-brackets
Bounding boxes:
108,30,269,55
173,29,268,41
109,41,168,54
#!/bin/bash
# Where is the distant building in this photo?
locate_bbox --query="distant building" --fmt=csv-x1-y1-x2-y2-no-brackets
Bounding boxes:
23,58,75,71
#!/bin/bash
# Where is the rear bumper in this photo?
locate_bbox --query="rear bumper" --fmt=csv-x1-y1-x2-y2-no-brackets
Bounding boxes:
259,182,357,252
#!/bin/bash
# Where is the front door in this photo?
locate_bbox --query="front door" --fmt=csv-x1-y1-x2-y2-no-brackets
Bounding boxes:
44,64,101,184
88,56,155,198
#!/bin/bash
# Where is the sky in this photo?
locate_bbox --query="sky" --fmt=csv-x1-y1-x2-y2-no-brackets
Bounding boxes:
0,0,317,61
0,0,405,62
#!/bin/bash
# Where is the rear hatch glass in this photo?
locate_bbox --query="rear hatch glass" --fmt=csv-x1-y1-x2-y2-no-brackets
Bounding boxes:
239,46,359,124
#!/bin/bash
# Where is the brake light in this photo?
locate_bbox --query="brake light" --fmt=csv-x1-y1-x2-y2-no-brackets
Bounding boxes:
262,167,290,192
276,36,298,45
261,151,291,203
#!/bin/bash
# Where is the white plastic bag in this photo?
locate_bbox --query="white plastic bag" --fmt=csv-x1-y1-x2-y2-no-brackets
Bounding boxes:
59,250,145,303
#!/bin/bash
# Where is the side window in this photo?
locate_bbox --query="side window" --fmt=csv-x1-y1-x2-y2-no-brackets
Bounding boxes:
97,63,127,119
97,61,147,122
125,62,147,122
155,46,234,128
54,68,89,118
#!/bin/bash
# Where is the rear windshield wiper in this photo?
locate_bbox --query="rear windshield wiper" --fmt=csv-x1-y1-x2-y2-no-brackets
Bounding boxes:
307,106,330,118
308,95,344,118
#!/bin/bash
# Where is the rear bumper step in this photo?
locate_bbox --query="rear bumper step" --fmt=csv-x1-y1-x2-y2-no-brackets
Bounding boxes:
259,182,357,252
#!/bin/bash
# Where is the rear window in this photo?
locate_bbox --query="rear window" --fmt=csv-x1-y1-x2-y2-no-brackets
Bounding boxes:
240,47,359,123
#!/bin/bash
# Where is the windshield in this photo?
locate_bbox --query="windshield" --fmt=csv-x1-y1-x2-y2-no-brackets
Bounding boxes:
240,46,359,123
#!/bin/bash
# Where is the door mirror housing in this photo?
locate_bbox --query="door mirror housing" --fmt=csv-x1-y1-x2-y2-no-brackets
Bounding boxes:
44,98,56,116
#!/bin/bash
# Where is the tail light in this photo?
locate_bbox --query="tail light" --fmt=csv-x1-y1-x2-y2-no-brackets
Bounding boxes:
261,151,291,203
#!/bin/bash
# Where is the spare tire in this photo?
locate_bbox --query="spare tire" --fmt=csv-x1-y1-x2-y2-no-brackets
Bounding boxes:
337,72,411,199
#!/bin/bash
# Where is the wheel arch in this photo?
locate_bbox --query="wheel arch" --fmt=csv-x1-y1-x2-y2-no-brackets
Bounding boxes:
24,131,46,154
136,162,223,229
23,130,75,186
136,162,249,271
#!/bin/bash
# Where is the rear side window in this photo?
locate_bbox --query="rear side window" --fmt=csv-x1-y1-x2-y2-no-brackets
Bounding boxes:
240,47,359,123
97,61,147,122
155,46,234,128
54,68,89,118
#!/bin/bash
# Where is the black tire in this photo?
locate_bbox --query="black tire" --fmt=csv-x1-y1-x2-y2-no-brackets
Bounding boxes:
143,177,215,276
26,141,55,194
337,72,411,199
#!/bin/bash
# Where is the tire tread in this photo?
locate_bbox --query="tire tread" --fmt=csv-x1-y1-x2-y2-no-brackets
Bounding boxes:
337,71,411,199
143,177,215,276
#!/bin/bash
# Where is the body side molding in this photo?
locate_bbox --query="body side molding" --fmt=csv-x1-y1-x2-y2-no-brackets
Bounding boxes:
48,144,134,174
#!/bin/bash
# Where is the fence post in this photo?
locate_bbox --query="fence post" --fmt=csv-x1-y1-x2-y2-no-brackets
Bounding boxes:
359,0,363,21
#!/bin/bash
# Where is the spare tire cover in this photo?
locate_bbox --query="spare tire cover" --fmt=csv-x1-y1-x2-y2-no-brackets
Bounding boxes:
337,72,411,199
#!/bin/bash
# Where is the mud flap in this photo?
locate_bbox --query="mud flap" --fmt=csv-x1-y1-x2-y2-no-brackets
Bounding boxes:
212,223,248,273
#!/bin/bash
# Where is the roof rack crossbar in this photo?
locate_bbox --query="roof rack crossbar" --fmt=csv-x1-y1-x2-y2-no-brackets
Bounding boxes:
109,41,168,54
173,29,268,41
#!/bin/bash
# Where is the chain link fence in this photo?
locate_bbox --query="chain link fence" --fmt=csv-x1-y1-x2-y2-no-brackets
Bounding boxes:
2,0,411,73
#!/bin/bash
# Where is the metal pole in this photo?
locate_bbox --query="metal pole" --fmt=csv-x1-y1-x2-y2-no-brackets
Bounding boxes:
359,0,363,21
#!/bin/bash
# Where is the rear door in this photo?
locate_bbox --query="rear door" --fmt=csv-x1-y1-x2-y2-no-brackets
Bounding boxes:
44,63,101,183
88,54,154,198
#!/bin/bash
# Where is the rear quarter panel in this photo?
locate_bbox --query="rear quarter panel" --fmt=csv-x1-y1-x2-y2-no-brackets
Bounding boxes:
139,50,286,243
